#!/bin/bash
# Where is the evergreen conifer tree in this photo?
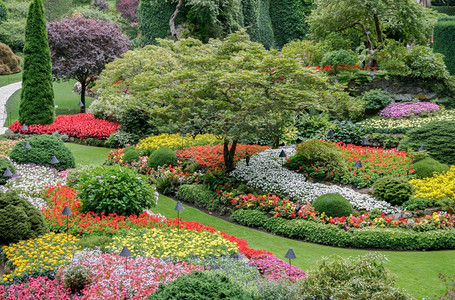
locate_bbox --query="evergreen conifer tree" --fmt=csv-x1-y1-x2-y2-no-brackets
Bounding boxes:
19,0,54,125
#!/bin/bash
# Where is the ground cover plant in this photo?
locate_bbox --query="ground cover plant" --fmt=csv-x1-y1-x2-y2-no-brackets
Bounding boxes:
137,133,221,151
410,166,455,206
379,102,441,119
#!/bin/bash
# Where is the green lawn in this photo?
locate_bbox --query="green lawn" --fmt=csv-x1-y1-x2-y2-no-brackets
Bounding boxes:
4,80,94,126
65,143,112,166
0,73,21,88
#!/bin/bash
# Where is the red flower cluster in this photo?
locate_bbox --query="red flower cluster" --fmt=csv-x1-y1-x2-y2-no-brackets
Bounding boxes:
177,144,269,171
9,114,120,140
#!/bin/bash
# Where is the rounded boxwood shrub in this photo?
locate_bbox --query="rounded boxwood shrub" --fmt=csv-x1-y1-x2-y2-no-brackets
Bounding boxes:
312,193,353,218
76,165,158,216
147,271,251,300
148,147,177,169
413,157,449,179
122,147,140,163
9,134,75,171
0,191,48,245
0,157,15,185
362,89,393,111
373,176,414,206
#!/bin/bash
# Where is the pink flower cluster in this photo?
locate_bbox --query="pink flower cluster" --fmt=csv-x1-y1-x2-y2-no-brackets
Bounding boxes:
0,276,73,300
379,102,440,119
9,114,120,140
249,254,307,282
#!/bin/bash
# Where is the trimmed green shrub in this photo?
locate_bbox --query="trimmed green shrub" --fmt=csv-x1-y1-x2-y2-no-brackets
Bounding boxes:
320,49,358,67
76,165,158,216
373,176,414,206
398,120,455,165
298,253,411,299
0,157,15,185
312,193,353,218
148,147,177,169
413,157,450,179
122,147,140,163
0,0,7,24
61,264,91,293
9,135,75,171
19,0,55,125
433,20,455,75
0,191,48,245
362,89,393,111
147,271,252,300
177,184,217,211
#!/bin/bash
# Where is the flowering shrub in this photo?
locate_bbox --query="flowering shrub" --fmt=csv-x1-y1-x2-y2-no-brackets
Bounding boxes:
0,276,74,299
9,114,120,139
58,250,203,299
410,166,455,202
249,254,307,282
109,228,238,260
137,133,221,151
0,140,19,156
177,144,269,171
1,233,79,283
232,148,397,213
106,148,150,174
379,102,440,119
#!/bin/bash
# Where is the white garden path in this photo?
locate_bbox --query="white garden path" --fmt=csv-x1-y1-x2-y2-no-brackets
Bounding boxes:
0,81,22,134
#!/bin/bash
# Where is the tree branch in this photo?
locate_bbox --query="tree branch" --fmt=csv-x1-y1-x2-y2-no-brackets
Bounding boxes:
169,0,184,41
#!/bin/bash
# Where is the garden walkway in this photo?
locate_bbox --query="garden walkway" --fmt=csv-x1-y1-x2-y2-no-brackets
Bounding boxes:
0,81,21,134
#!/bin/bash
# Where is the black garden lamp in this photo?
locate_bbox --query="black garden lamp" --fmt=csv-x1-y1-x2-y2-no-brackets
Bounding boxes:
3,168,12,178
361,138,370,146
24,141,32,149
119,245,132,271
50,156,59,165
418,145,426,152
21,124,28,132
284,248,296,277
327,129,334,139
294,204,301,215
78,101,84,107
174,201,184,234
279,150,287,166
62,205,72,242
245,152,250,166
354,160,363,168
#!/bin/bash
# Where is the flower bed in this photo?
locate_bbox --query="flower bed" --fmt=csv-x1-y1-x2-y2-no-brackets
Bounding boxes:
249,254,306,282
379,102,440,119
0,140,19,156
137,133,221,151
410,166,455,202
0,276,74,299
9,114,120,139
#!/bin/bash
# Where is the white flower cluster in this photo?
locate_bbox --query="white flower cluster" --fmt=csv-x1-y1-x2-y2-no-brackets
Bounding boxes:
231,149,398,213
0,163,66,209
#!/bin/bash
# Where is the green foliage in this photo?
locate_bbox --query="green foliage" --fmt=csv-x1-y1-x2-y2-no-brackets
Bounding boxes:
298,253,411,299
362,89,393,111
122,148,140,164
320,49,358,67
0,191,48,245
281,39,325,66
329,120,366,145
0,0,7,24
138,0,176,45
0,19,26,54
434,20,455,75
76,165,158,216
413,157,450,179
152,168,180,195
105,131,139,148
0,157,15,185
42,0,72,21
71,6,114,21
406,45,450,80
60,264,92,293
398,120,455,165
147,271,252,300
312,193,353,218
75,235,113,252
120,108,157,139
402,197,434,210
177,184,217,211
65,165,95,187
9,135,75,171
252,279,300,300
293,112,332,139
241,0,275,49
20,0,55,125
373,176,414,206
148,147,177,169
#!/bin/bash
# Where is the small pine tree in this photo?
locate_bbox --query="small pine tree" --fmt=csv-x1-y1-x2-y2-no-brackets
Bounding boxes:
19,0,54,125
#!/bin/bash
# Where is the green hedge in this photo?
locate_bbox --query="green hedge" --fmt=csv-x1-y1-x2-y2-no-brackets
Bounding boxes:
242,0,275,49
231,209,455,250
176,184,218,211
434,20,455,75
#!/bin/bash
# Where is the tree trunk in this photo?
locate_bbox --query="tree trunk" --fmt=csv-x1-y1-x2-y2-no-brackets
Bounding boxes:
80,80,86,114
169,0,184,41
373,14,383,44
223,138,238,172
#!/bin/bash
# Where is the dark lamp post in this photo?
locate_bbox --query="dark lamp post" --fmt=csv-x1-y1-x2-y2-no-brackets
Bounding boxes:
119,245,132,273
245,152,250,166
279,150,287,166
361,138,370,146
3,168,12,178
62,205,72,243
354,160,363,168
50,156,59,165
24,141,32,149
174,201,184,234
418,145,426,151
21,124,28,131
327,129,334,139
284,248,296,277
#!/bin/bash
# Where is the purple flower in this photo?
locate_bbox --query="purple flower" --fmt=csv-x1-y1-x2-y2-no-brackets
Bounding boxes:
379,102,440,119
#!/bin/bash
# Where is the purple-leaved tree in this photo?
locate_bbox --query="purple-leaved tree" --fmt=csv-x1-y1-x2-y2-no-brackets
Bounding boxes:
47,15,130,113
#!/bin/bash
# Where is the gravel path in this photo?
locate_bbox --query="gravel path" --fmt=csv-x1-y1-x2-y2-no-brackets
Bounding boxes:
0,81,22,134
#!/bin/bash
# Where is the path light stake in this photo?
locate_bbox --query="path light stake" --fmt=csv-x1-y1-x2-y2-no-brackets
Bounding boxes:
174,201,184,234
327,129,334,139
62,205,72,243
245,152,250,166
119,245,132,273
78,101,84,107
354,160,363,168
418,145,426,152
21,124,28,131
361,138,370,146
285,248,296,277
24,141,31,149
279,150,287,166
50,156,59,165
3,168,12,178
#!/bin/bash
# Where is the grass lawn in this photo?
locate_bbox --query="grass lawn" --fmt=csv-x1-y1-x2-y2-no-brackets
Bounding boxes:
65,143,112,166
4,80,94,126
0,73,21,88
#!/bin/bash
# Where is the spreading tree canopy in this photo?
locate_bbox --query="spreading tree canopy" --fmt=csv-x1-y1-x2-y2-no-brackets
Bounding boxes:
19,0,54,126
47,15,129,113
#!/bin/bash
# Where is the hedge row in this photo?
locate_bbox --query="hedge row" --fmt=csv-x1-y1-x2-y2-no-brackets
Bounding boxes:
434,17,455,75
231,209,455,250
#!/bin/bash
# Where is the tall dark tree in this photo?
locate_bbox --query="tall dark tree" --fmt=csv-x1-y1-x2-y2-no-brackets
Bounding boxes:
19,0,55,125
47,15,129,113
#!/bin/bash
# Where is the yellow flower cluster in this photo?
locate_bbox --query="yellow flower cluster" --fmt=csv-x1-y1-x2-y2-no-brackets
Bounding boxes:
410,166,455,201
137,133,221,150
110,228,238,260
1,233,79,282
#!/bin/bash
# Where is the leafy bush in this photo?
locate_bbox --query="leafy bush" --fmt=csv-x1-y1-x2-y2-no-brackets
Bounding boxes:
434,20,455,75
320,49,358,68
0,191,48,245
293,112,332,139
71,6,113,21
65,165,94,187
176,184,217,211
147,271,252,300
9,134,76,171
328,120,366,145
312,193,353,218
122,147,140,163
93,0,109,11
105,131,138,148
362,89,393,111
373,176,414,206
298,253,411,299
148,147,177,169
60,264,91,293
120,108,156,139
252,279,300,300
0,157,14,185
402,197,434,210
398,120,455,165
413,157,450,179
76,165,158,216
116,0,138,22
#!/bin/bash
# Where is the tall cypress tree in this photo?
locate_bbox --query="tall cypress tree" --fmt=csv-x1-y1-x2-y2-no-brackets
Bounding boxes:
19,0,54,125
